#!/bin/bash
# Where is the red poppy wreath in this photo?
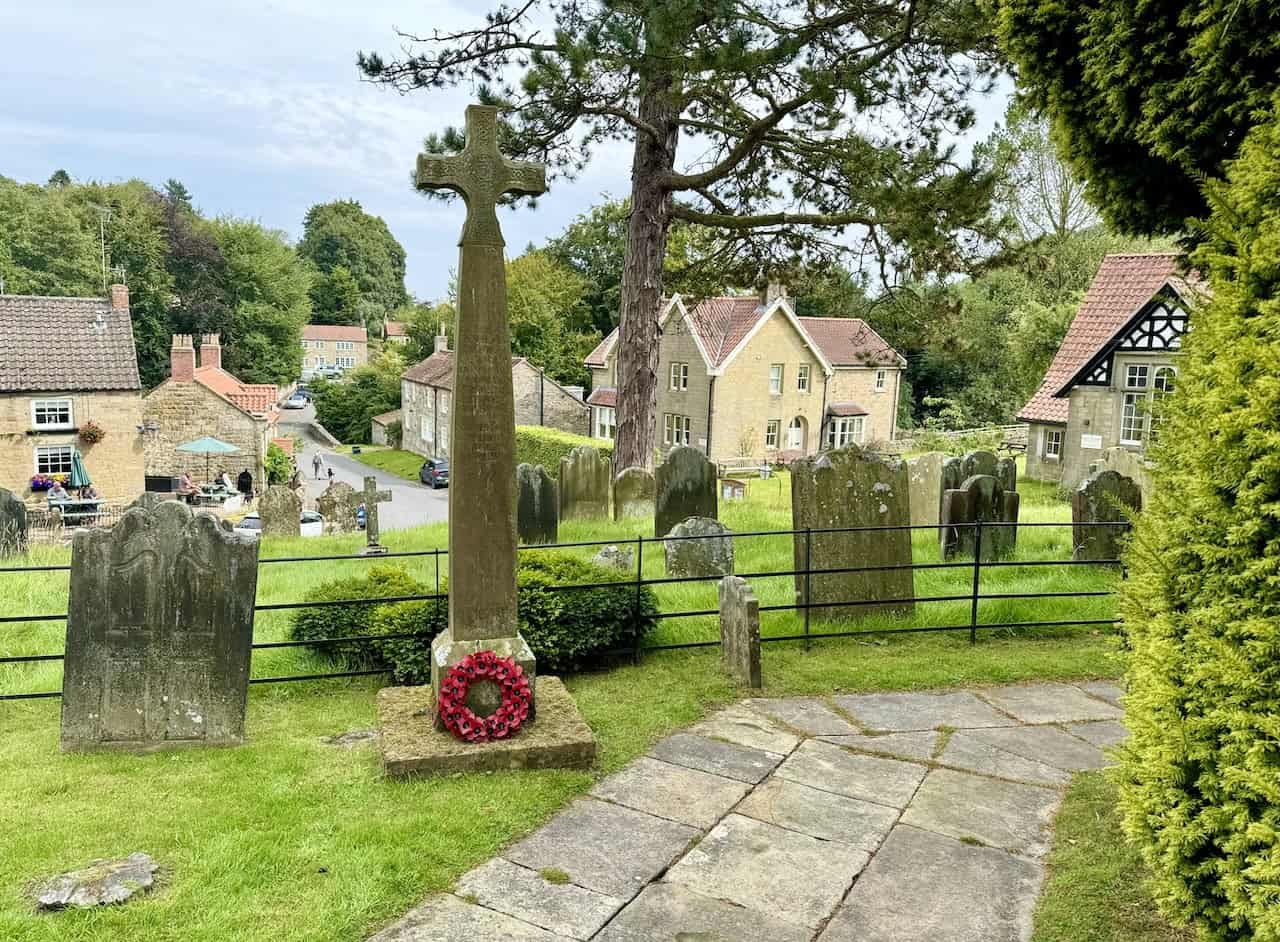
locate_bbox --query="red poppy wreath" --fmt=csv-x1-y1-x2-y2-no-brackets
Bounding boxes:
437,650,532,742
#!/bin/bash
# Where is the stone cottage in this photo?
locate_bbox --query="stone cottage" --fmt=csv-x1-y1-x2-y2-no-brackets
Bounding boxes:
0,285,145,502
300,324,368,377
584,285,905,463
143,334,279,489
401,337,589,460
1020,254,1202,489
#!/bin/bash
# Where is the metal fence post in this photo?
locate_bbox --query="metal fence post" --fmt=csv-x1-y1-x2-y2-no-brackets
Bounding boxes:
969,520,983,645
803,526,813,652
633,534,644,665
435,547,442,627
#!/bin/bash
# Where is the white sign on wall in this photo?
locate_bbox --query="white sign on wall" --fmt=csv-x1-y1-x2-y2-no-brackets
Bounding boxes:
1080,433,1103,450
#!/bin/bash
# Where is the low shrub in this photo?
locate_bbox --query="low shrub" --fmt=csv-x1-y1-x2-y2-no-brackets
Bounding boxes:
515,426,613,480
368,597,448,685
289,566,428,668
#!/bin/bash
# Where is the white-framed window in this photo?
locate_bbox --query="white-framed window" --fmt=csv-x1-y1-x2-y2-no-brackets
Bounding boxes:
663,413,691,446
314,355,327,367
1121,393,1146,445
336,340,355,351
1045,429,1062,459
35,444,74,475
797,365,810,392
439,422,448,452
31,399,73,430
421,415,433,444
669,362,689,391
300,340,310,350
769,364,784,395
336,356,356,369
786,416,804,450
1125,364,1149,390
593,406,616,440
1121,364,1176,445
874,369,887,391
826,416,865,448
765,419,780,449
440,394,449,416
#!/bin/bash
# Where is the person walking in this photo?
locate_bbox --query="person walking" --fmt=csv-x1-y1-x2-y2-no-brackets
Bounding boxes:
312,453,323,480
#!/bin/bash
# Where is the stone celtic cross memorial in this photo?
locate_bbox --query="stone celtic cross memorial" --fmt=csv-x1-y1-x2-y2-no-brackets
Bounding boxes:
60,502,259,751
360,475,393,554
416,105,546,716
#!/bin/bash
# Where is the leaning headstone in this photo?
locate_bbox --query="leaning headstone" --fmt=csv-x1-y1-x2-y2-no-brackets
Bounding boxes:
719,576,762,689
592,544,634,571
614,466,656,520
655,445,717,538
60,502,259,751
516,463,557,544
32,853,159,911
0,487,28,556
791,444,914,619
996,456,1017,493
558,445,611,520
905,452,946,529
1072,470,1142,561
317,481,359,533
940,474,1013,561
259,485,301,537
665,517,734,578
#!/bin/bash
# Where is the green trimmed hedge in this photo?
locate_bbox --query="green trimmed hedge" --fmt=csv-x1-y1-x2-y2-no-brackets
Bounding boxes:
515,425,612,480
1117,105,1280,942
288,566,428,669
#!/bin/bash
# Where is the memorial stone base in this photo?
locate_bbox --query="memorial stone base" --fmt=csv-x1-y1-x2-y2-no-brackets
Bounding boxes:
377,677,597,778
429,628,538,719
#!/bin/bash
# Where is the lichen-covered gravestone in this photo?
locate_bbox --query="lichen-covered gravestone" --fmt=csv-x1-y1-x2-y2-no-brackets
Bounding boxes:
940,457,964,535
665,517,734,578
906,452,946,528
0,486,28,556
259,485,301,537
559,445,611,520
317,481,358,533
516,463,557,544
719,575,762,689
961,449,1000,480
1088,446,1153,503
592,544,634,571
614,466,656,520
996,456,1017,493
940,474,1015,561
128,492,166,512
60,501,259,751
655,445,717,538
791,444,914,619
1072,470,1142,561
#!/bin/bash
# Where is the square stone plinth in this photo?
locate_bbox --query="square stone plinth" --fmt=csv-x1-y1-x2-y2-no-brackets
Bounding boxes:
377,678,596,778
430,630,536,718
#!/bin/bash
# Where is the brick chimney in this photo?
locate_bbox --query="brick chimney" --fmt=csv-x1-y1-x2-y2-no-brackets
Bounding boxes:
763,281,788,306
434,334,449,354
171,335,196,382
199,333,222,371
110,283,129,310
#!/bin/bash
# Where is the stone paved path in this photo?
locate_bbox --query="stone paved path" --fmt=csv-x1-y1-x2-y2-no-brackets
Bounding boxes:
370,681,1126,942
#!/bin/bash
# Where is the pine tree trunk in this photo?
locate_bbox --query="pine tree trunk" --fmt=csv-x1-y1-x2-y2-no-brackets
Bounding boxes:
614,79,678,471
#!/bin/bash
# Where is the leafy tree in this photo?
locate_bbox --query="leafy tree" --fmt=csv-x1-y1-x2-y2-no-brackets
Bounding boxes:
265,441,293,484
311,348,404,444
308,264,363,326
164,178,193,212
360,1,1003,468
46,169,71,188
297,200,408,319
402,299,455,362
1117,104,1280,941
997,0,1280,235
0,176,100,297
160,187,232,343
504,251,599,385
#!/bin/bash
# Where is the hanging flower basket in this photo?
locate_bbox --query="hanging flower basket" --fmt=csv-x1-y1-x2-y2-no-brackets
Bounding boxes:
79,421,106,445
437,650,532,743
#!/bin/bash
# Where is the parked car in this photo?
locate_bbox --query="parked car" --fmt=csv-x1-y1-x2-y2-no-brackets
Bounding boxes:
233,511,325,538
419,458,449,489
282,393,309,409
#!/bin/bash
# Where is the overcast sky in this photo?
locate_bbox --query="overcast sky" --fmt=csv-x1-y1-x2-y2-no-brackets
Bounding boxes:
2,1,1010,302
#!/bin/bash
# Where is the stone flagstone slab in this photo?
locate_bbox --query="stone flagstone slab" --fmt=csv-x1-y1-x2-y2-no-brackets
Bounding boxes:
1067,720,1129,749
595,882,811,942
965,725,1107,771
369,892,564,941
833,690,1017,731
818,731,940,762
503,798,697,900
938,732,1071,787
665,813,870,931
775,739,926,809
736,776,898,852
455,857,622,940
1075,680,1125,707
901,768,1062,857
744,696,860,736
818,825,1043,942
980,683,1124,724
648,732,784,784
688,705,802,755
589,756,750,830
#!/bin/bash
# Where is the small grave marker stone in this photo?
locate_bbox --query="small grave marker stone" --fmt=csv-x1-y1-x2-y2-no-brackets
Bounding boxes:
1072,470,1141,561
0,486,28,556
317,481,359,533
719,576,762,689
259,485,301,537
906,452,946,528
665,517,734,578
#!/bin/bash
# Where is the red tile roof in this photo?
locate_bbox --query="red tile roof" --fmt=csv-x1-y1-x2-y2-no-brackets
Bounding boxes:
193,366,279,416
1018,254,1192,425
584,332,616,368
586,387,617,408
687,296,770,366
302,324,368,342
402,351,523,391
798,318,905,368
384,321,407,338
0,294,141,391
271,436,296,457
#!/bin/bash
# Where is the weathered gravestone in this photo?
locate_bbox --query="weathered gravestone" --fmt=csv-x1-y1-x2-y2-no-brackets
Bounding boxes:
614,466,656,520
960,449,1000,480
0,486,28,556
906,452,946,529
665,517,734,578
516,463,557,544
940,457,964,534
719,575,762,689
655,445,718,538
360,475,393,554
940,474,1017,560
997,456,1017,493
128,492,167,513
1072,470,1142,561
791,445,914,619
259,485,301,537
592,544,634,571
317,481,359,533
1089,446,1153,503
60,502,259,751
559,445,611,520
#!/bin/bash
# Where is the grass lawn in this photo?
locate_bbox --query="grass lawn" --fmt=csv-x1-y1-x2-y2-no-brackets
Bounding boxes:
345,447,425,482
0,468,1146,941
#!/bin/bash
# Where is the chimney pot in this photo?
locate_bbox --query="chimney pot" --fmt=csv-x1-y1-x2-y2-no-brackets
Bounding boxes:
110,284,129,311
170,334,196,382
199,333,222,371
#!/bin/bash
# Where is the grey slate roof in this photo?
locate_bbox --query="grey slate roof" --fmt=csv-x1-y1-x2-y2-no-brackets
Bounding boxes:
0,295,142,392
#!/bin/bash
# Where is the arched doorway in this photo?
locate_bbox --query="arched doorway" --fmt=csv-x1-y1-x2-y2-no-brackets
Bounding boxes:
787,416,807,452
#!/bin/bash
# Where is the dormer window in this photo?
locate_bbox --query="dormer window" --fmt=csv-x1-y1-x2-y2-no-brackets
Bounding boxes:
32,399,73,430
